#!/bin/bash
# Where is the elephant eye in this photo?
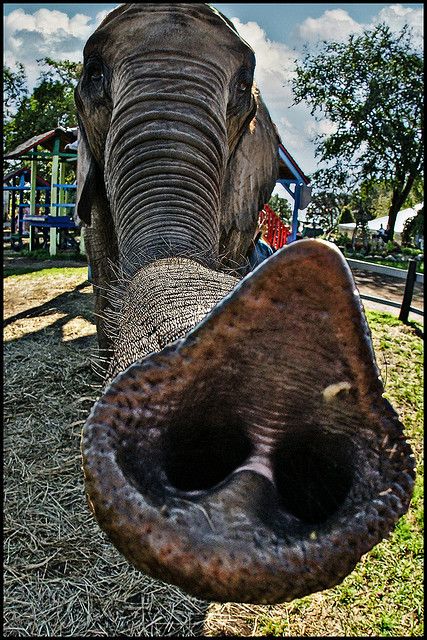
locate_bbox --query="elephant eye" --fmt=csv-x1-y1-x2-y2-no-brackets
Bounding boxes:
90,67,104,83
91,70,104,82
235,68,253,96
85,59,105,85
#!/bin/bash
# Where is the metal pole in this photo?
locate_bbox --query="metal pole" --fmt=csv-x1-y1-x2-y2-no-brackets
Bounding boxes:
289,183,301,242
399,259,418,323
59,161,66,216
11,177,17,239
29,148,37,251
18,175,25,247
50,137,61,256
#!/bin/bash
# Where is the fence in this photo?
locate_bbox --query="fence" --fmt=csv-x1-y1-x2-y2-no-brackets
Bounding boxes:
346,258,423,322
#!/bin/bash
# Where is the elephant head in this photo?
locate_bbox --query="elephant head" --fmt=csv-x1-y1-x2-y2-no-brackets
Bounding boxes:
77,4,415,603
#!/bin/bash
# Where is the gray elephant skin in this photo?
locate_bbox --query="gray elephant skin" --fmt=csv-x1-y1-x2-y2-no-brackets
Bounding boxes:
76,3,415,604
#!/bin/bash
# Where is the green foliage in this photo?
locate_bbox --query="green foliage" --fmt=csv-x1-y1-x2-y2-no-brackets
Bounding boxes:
338,205,354,224
403,175,424,209
267,194,292,223
401,246,424,257
330,231,353,248
359,176,423,221
359,180,392,219
4,62,28,120
401,206,424,246
4,58,81,158
38,57,82,84
306,187,351,235
292,23,424,240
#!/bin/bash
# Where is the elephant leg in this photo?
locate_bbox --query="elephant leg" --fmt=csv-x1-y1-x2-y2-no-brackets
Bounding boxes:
83,209,119,365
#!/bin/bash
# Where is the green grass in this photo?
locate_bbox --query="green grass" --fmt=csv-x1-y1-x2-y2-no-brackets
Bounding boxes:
362,256,424,273
3,265,424,636
3,265,88,278
18,248,83,261
255,310,423,637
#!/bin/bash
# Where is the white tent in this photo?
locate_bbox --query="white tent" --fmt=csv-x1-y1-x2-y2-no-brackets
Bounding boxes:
338,203,423,243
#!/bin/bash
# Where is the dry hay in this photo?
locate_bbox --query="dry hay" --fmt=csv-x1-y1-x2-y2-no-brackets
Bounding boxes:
3,269,208,637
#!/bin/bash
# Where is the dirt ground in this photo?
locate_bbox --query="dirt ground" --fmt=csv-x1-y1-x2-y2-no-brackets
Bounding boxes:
352,268,424,325
3,256,423,637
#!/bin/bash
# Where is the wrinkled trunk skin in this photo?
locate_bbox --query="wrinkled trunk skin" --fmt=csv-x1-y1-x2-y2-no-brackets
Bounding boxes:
106,258,238,381
104,55,228,272
100,55,236,377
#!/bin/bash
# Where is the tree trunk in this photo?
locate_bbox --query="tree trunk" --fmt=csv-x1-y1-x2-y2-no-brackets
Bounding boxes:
387,174,416,241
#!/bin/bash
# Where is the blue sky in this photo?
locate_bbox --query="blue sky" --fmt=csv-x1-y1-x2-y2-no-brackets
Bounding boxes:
4,3,424,177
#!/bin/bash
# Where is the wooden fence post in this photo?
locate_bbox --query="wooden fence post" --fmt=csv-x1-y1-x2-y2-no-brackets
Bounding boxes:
399,259,418,323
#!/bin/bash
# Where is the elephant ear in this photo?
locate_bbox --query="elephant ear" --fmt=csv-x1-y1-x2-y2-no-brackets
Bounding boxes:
75,119,98,226
220,88,280,263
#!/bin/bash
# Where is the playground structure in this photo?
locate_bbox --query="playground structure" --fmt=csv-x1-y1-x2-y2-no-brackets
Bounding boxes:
3,127,79,255
255,144,311,250
3,128,311,256
259,203,291,249
276,143,311,241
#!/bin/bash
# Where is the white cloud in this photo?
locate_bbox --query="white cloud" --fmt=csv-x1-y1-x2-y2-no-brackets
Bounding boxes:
373,4,423,48
231,18,295,85
294,4,423,48
305,118,338,140
3,7,117,89
296,9,363,44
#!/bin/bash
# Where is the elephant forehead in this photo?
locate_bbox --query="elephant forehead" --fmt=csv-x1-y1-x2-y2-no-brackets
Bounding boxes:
85,3,252,64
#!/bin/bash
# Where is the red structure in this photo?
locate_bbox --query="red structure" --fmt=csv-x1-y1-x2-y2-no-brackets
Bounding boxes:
258,203,291,250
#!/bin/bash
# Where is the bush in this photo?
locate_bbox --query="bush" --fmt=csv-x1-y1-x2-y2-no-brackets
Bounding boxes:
338,206,354,224
329,231,353,248
383,240,401,254
401,246,424,257
401,206,424,246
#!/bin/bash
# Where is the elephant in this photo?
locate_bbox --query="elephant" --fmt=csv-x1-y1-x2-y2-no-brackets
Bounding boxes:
76,3,415,604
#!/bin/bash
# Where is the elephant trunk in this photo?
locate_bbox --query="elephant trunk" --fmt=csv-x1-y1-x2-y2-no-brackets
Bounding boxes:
82,241,415,603
106,257,238,380
104,55,229,272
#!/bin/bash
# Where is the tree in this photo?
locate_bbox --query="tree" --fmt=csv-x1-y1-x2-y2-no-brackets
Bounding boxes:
292,23,423,241
305,186,351,236
347,188,377,251
4,58,81,178
4,62,28,120
268,194,292,223
338,206,354,224
401,206,424,247
4,58,81,154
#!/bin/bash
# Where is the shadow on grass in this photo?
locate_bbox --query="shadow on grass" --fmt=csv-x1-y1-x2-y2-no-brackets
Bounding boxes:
3,281,93,330
404,320,424,340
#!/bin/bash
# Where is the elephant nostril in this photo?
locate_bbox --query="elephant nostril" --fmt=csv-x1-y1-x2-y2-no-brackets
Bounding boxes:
163,412,253,492
273,429,356,525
